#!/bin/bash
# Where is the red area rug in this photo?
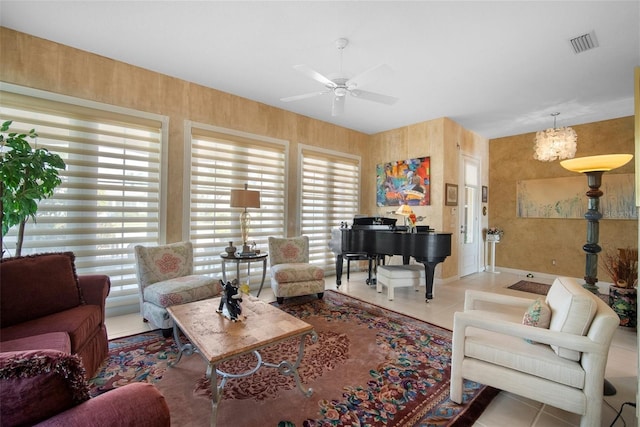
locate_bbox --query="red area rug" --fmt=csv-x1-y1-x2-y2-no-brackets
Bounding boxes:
90,291,498,426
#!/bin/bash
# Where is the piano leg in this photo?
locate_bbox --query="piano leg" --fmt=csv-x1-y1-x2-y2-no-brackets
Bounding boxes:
420,262,439,302
335,254,344,288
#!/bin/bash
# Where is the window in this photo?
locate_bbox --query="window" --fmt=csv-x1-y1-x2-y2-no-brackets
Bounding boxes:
0,84,167,313
188,123,287,286
299,145,360,272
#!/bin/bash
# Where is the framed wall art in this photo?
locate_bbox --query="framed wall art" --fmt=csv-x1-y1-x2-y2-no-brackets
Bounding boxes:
445,183,458,206
516,173,636,220
376,156,430,206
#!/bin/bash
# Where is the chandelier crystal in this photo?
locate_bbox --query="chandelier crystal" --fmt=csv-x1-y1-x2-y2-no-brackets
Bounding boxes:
533,112,577,162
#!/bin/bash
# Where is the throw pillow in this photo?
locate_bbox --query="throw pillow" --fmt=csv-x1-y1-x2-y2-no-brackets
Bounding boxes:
522,298,551,344
0,349,90,426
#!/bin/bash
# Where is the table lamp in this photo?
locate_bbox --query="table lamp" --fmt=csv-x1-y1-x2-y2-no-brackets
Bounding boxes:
395,204,414,227
230,183,261,254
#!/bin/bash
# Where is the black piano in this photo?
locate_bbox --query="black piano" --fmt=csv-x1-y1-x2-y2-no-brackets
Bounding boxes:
328,217,452,301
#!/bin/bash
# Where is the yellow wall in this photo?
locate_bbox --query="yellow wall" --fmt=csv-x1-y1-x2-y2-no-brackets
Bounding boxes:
2,27,634,282
365,118,489,278
0,27,369,241
489,116,636,278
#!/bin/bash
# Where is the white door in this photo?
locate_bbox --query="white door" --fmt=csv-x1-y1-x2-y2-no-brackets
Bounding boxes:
460,156,480,277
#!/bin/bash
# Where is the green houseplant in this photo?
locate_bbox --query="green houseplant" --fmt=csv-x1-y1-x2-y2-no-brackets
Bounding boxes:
0,120,66,258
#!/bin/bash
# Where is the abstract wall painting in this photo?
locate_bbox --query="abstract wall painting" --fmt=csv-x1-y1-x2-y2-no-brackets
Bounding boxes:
376,156,430,206
516,173,636,220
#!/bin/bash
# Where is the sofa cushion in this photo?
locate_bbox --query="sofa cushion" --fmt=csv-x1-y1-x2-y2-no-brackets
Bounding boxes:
0,305,103,354
0,349,90,426
545,277,597,361
464,328,586,389
522,298,551,344
1,252,84,328
271,263,324,284
143,275,219,308
0,332,71,354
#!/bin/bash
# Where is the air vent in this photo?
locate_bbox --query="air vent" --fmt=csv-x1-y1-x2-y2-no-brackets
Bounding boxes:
570,31,598,54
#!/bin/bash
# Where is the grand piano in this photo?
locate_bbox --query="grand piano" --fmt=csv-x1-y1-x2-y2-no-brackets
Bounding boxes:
328,216,452,301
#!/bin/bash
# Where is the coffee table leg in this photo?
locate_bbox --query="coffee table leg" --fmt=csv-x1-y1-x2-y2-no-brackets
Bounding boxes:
262,330,318,397
171,323,196,366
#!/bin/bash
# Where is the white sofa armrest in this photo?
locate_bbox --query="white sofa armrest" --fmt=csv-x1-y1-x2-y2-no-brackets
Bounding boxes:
453,310,605,355
463,289,536,311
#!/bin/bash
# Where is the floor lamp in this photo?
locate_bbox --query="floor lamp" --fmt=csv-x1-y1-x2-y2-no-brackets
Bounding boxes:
560,153,633,396
230,183,261,254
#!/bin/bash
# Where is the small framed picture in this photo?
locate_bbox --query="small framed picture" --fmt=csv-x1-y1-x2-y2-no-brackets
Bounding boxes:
482,186,488,203
445,183,458,206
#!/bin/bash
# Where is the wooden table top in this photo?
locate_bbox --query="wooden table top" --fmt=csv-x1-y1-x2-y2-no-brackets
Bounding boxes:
167,296,313,365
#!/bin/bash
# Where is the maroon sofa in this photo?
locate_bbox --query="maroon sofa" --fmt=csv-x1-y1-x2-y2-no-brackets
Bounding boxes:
0,349,170,426
0,253,171,426
0,252,109,377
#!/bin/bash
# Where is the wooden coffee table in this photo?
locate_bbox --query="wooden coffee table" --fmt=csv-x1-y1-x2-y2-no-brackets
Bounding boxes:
167,296,317,427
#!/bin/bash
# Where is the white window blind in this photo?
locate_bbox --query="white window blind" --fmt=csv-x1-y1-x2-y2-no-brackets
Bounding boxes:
300,146,360,272
0,87,166,312
188,124,287,288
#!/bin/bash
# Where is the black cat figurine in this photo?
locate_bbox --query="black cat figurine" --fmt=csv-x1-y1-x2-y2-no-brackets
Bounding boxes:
216,279,243,321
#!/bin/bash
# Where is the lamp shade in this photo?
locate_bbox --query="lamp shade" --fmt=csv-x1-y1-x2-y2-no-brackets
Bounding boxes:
395,204,414,216
560,154,633,173
533,113,577,162
230,188,261,208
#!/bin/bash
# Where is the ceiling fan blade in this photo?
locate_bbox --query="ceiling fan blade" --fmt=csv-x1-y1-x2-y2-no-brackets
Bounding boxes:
280,90,330,102
346,63,392,89
293,64,336,88
350,89,398,105
332,95,345,116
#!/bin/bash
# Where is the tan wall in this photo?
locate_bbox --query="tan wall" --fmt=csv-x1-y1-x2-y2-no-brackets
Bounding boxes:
0,27,368,241
365,118,489,278
4,27,633,282
489,116,637,279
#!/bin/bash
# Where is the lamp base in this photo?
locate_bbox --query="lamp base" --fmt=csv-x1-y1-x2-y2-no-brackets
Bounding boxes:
582,283,600,295
604,379,617,396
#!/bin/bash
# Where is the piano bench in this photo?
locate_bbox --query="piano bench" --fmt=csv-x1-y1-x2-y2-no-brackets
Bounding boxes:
376,265,425,300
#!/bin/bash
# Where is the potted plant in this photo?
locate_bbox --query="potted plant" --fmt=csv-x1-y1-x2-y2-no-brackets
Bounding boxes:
601,247,637,328
0,120,66,258
486,227,504,242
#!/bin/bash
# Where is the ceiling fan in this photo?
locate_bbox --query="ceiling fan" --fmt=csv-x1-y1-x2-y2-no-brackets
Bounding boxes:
280,38,398,116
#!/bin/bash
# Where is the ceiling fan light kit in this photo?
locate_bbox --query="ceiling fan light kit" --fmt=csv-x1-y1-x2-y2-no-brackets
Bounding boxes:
281,37,398,116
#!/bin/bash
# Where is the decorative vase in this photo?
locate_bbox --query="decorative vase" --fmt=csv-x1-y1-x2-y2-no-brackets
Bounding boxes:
609,285,637,328
225,241,237,256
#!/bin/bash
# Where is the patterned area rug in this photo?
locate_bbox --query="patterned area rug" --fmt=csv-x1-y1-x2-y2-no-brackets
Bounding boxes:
90,291,498,426
507,280,551,295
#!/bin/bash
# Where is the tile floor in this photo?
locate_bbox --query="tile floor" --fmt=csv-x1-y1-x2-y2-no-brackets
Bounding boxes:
106,270,638,427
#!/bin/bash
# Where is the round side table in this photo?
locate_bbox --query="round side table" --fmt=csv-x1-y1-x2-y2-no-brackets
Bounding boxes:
219,252,269,297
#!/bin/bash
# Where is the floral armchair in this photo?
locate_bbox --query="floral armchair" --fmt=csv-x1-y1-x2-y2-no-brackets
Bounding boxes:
134,241,219,337
268,236,325,304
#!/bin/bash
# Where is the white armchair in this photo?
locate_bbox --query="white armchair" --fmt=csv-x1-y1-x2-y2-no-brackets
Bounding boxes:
450,276,619,427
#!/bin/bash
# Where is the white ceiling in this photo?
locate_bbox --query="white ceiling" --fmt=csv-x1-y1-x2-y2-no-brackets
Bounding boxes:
1,1,638,139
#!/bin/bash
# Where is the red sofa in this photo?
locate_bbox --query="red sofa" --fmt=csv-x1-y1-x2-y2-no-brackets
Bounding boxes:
0,253,171,426
0,252,109,377
0,349,170,426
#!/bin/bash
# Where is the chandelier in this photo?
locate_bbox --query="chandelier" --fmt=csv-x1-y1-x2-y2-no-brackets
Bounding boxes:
533,112,577,161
